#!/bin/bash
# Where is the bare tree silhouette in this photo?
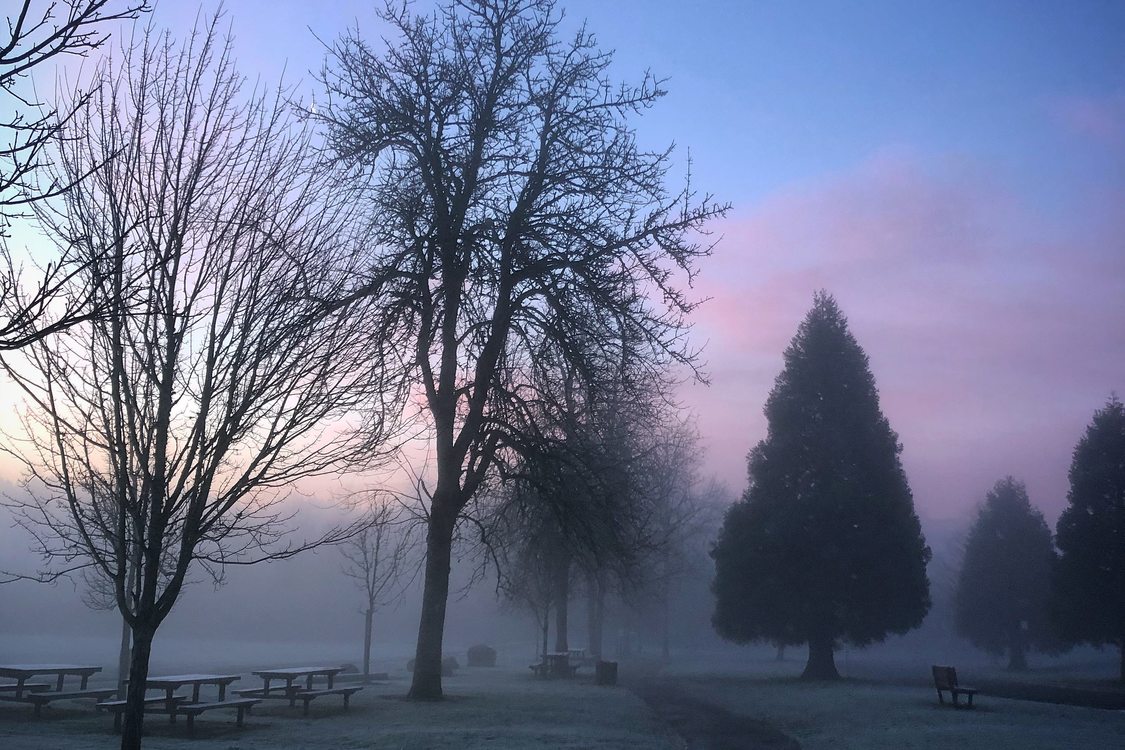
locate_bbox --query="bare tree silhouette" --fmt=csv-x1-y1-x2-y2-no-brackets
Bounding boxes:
317,0,725,699
2,17,401,750
1,1,149,349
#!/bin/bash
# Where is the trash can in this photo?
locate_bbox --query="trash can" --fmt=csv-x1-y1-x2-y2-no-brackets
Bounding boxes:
595,660,617,686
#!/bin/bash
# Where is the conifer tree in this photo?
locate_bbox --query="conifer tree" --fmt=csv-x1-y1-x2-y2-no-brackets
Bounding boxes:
711,291,930,679
954,477,1057,670
1052,396,1125,683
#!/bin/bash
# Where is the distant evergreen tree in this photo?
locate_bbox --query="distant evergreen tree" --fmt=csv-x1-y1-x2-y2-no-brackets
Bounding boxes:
711,292,930,679
954,477,1058,671
1052,396,1125,683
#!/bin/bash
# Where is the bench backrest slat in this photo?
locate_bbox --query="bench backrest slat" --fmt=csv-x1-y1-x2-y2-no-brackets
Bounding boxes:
931,665,958,689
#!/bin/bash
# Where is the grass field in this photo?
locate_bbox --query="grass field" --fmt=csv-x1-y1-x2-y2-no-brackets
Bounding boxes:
0,665,677,750
3,653,1123,749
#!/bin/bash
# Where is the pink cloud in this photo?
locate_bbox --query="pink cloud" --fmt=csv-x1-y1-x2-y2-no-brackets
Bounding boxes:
684,152,1125,526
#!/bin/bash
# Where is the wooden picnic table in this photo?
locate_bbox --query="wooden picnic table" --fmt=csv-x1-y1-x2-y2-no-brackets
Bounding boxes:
252,666,343,691
101,673,253,735
241,667,359,715
0,664,102,697
143,673,241,708
0,664,113,716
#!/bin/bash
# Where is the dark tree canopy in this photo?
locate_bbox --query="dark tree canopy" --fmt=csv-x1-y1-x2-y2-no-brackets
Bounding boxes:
710,291,930,680
954,477,1058,671
1052,395,1125,683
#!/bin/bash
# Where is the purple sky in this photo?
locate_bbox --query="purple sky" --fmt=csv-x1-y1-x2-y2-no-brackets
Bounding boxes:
7,0,1124,527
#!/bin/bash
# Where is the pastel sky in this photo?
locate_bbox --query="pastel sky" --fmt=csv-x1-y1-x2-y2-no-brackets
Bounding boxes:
5,0,1124,527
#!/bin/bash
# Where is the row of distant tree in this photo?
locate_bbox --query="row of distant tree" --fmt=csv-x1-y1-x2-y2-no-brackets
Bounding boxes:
1,3,727,750
955,397,1125,678
711,293,1125,683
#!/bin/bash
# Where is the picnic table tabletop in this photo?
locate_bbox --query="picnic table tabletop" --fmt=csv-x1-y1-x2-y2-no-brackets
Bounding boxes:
250,667,345,693
0,664,104,697
144,674,241,704
251,667,344,678
145,674,242,685
0,664,102,678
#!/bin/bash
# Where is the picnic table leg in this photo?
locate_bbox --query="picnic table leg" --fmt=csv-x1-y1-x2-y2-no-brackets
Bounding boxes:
80,674,90,690
237,705,246,726
15,677,26,699
327,672,335,689
168,689,178,724
186,713,195,738
56,674,65,692
303,696,311,717
114,710,122,733
288,679,297,708
218,683,227,701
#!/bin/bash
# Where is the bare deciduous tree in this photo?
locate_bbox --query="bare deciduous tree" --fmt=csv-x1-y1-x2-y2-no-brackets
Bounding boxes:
318,0,726,699
2,18,399,750
1,1,149,349
340,499,413,682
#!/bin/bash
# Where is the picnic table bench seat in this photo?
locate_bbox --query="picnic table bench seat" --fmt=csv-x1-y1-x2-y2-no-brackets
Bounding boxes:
932,665,978,708
293,686,362,715
174,698,260,734
96,695,188,731
235,685,362,715
22,688,117,716
0,683,50,693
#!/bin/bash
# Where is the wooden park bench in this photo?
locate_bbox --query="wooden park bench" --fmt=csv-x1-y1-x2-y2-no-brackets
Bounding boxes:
932,665,978,708
529,654,578,678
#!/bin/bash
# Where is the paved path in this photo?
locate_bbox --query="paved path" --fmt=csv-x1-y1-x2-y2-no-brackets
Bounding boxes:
622,662,800,750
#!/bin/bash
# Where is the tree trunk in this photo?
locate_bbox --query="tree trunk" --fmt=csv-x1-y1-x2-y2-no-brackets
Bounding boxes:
586,575,604,660
363,607,373,683
660,581,671,660
553,558,569,653
407,504,456,701
116,617,131,700
801,636,840,680
120,624,155,750
541,602,550,657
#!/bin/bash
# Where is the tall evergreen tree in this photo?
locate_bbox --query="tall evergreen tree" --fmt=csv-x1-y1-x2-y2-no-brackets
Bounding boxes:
954,477,1057,670
711,292,930,679
1052,395,1125,683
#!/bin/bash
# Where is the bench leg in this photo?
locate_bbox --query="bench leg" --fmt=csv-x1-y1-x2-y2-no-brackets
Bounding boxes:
303,698,312,717
186,714,195,737
935,689,944,705
344,693,351,711
237,706,246,727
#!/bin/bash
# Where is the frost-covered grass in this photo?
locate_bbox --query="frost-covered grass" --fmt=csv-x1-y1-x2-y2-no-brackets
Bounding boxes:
4,646,1123,750
673,672,1125,750
0,666,677,750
